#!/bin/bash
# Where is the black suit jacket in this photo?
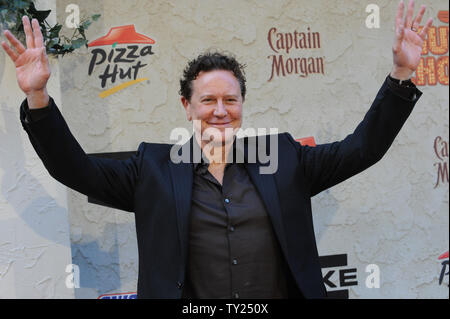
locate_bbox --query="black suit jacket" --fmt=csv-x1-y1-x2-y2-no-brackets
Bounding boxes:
19,76,422,298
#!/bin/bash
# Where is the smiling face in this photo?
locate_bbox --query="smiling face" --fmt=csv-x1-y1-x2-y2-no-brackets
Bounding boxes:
181,69,243,145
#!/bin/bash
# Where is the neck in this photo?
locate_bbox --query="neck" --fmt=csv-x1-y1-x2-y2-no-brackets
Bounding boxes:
194,133,234,165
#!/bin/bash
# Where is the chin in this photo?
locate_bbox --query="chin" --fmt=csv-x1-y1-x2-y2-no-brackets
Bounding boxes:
202,126,237,144
207,134,234,146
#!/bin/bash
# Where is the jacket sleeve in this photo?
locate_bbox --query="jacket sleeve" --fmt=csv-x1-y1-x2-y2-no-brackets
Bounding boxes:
284,75,423,197
20,97,144,212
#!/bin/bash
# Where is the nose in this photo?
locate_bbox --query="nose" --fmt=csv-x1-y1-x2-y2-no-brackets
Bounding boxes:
213,99,228,117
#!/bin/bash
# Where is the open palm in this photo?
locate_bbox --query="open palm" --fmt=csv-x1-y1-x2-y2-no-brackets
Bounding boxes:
1,16,50,95
392,0,433,79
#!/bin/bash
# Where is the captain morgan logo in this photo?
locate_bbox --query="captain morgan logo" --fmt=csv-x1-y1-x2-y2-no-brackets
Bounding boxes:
87,25,155,98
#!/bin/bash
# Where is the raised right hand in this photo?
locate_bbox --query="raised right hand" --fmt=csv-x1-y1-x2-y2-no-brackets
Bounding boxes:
1,16,50,109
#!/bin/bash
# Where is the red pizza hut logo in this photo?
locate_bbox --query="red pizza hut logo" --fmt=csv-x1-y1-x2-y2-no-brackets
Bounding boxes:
87,25,156,98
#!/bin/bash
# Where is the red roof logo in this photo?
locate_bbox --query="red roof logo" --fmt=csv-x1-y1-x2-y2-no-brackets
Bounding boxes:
439,251,449,260
88,25,155,47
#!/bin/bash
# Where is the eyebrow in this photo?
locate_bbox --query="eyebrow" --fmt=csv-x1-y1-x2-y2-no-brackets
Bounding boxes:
199,94,239,99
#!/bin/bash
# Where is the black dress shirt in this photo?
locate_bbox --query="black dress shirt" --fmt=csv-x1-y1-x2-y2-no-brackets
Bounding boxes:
181,139,289,299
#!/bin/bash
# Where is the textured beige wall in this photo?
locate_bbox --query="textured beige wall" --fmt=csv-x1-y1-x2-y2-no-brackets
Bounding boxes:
0,0,448,298
0,0,74,298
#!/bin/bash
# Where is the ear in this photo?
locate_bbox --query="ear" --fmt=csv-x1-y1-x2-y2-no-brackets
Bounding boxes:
181,96,192,121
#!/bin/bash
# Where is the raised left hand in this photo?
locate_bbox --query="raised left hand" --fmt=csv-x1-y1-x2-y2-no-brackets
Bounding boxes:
391,0,433,80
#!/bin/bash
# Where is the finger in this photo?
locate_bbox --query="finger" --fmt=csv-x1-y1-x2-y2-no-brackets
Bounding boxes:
3,30,26,54
22,16,35,49
419,17,433,40
412,5,426,27
40,47,50,72
395,1,405,34
32,19,44,48
404,0,415,29
393,25,405,53
1,41,19,62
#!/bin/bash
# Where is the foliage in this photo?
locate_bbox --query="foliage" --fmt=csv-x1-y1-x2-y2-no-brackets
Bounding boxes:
0,0,100,56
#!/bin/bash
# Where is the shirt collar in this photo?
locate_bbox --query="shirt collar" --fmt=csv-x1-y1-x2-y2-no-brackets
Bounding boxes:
192,135,242,172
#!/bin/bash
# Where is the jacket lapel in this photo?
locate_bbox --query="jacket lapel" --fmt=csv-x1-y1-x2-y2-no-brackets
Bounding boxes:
168,137,194,263
240,135,289,259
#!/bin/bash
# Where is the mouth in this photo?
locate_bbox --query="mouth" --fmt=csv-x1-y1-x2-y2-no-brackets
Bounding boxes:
208,122,231,127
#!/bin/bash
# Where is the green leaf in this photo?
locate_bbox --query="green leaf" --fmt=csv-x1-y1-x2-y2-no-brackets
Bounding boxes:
1,0,100,58
46,38,58,48
52,43,63,51
71,38,87,49
35,9,51,22
49,23,62,38
27,2,50,22
13,0,30,10
64,46,74,53
81,20,91,29
78,26,86,39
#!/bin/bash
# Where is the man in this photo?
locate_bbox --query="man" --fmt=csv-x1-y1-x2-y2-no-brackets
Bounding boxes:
1,1,433,298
